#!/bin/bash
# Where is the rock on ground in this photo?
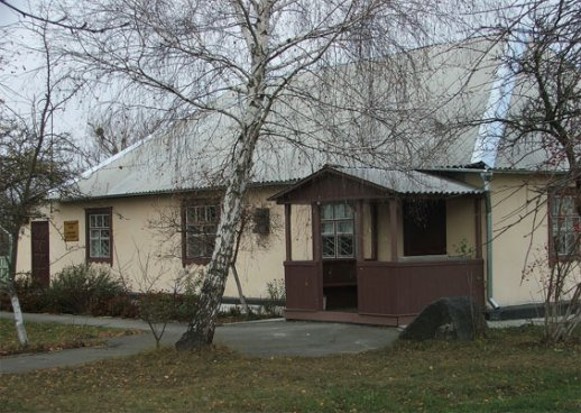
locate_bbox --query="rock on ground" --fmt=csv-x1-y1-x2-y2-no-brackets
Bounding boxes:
400,296,487,341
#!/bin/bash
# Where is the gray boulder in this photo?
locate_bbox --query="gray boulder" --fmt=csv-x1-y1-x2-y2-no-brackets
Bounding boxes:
399,296,487,341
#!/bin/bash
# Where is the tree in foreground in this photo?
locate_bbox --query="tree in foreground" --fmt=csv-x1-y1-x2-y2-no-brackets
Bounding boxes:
51,0,475,350
0,19,80,346
493,0,581,342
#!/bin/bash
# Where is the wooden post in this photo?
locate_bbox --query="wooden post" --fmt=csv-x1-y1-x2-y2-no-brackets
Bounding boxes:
370,202,378,261
285,203,292,261
312,203,321,261
356,200,364,262
389,199,399,262
311,203,323,310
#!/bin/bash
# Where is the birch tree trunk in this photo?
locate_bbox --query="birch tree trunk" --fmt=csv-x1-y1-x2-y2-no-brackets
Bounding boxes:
5,231,29,347
175,0,269,349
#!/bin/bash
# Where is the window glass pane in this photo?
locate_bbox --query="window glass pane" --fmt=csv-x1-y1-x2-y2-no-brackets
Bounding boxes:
101,240,110,257
90,241,100,257
334,203,353,219
90,215,96,227
101,230,110,239
321,222,334,235
90,229,100,239
187,236,203,257
337,220,353,234
103,215,110,228
207,206,217,222
337,235,354,257
321,204,334,220
322,236,336,258
334,203,345,219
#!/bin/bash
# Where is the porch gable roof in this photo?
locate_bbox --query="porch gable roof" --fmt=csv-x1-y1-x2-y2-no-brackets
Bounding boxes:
269,165,483,204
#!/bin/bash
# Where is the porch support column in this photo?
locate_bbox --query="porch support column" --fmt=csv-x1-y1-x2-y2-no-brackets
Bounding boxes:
474,197,483,259
389,199,399,262
356,200,364,262
285,203,292,261
312,203,321,260
370,202,378,261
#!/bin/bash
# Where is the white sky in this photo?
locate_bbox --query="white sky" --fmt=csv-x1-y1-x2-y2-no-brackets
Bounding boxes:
1,0,89,146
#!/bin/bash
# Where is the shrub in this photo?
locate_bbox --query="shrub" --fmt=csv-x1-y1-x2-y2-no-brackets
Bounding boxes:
263,278,286,316
46,264,126,315
0,273,50,313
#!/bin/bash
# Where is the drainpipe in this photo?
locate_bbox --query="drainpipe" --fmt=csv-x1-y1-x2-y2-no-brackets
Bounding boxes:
480,170,500,312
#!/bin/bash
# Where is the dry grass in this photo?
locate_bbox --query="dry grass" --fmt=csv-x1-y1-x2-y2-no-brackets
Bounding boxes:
1,326,580,412
0,318,139,356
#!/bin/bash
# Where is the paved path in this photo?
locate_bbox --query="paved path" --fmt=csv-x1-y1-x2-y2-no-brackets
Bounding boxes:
0,312,400,374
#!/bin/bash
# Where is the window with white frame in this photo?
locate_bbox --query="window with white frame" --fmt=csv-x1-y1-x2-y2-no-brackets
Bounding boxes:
321,203,355,258
86,208,112,264
184,204,218,261
550,193,581,257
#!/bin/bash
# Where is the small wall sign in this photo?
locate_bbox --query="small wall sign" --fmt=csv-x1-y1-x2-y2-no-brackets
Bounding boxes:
63,221,79,242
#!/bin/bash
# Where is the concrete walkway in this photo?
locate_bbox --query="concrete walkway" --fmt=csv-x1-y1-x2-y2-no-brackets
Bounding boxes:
0,312,400,374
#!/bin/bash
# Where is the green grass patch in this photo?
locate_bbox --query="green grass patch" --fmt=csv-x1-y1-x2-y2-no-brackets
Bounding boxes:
1,326,580,412
0,318,139,356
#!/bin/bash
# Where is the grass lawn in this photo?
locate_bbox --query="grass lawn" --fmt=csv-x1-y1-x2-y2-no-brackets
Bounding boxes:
1,326,579,412
0,318,139,356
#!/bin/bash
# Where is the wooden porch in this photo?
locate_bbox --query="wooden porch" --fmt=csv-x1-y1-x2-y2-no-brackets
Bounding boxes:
284,258,484,326
270,165,486,327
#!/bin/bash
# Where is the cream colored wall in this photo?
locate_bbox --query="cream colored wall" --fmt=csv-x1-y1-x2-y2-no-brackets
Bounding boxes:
290,204,312,261
489,174,549,305
225,188,286,298
376,202,394,261
16,187,289,300
446,198,477,257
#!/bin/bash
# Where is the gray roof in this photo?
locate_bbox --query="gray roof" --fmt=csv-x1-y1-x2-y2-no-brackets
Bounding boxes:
334,166,483,195
66,38,542,201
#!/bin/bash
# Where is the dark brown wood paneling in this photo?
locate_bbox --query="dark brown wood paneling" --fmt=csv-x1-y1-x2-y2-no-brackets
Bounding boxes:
357,262,399,315
31,221,50,287
278,173,390,204
284,261,322,311
357,259,484,317
285,204,292,261
394,259,484,314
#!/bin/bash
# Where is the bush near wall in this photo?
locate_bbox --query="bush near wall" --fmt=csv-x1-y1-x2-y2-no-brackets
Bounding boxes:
0,265,139,318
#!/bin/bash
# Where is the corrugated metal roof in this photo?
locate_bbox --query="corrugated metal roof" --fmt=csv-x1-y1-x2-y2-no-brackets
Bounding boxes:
334,166,483,195
62,38,541,201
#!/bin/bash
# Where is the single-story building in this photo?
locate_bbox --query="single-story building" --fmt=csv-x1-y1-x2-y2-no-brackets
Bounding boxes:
15,38,568,324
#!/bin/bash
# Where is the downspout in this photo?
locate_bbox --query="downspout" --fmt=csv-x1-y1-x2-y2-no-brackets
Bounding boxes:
480,170,500,311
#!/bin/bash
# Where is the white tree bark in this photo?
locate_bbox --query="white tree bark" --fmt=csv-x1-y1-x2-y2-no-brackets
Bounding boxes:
10,292,29,347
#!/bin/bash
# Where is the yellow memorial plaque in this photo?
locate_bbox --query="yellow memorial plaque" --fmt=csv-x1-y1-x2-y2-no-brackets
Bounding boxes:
63,221,79,242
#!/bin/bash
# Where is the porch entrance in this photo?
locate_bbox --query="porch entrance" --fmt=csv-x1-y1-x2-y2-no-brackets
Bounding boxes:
272,166,486,326
323,260,357,311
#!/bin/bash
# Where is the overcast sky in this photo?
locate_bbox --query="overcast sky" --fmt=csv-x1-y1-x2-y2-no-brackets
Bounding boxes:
1,0,89,147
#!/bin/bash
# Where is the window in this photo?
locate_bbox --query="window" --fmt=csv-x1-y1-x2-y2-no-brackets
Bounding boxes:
550,193,580,258
253,208,270,235
183,204,219,264
321,203,355,258
86,208,112,264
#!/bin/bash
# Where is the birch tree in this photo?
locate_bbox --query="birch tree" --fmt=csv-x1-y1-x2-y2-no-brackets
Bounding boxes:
50,0,473,350
86,106,165,165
